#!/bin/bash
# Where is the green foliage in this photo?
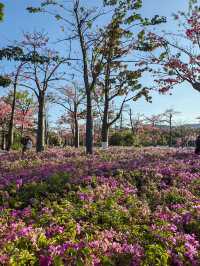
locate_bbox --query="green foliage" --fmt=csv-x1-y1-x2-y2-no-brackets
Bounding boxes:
110,131,140,146
144,15,166,26
0,75,11,87
12,142,22,151
12,132,23,151
164,189,186,205
0,2,4,21
0,46,24,61
48,132,62,146
53,256,64,266
37,233,49,248
26,7,43,13
7,172,70,208
9,250,37,266
159,52,168,61
16,90,34,107
143,244,169,266
101,255,114,266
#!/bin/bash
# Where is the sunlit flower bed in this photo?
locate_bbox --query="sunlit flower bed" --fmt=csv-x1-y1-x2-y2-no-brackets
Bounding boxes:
0,147,200,265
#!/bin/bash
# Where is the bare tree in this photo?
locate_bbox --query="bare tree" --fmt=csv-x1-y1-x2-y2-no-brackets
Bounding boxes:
129,109,144,135
162,109,180,147
51,83,86,148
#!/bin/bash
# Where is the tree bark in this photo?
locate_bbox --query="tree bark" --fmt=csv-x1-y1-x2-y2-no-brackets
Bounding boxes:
169,114,172,147
129,109,135,134
1,129,6,150
7,81,17,151
7,63,25,151
45,115,49,146
36,92,45,152
74,5,93,154
101,93,109,149
86,91,93,153
74,118,79,148
21,123,24,137
73,105,79,148
101,124,109,149
120,113,123,129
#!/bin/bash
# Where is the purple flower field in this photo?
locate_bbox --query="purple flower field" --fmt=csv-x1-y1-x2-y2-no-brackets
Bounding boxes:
1,147,200,265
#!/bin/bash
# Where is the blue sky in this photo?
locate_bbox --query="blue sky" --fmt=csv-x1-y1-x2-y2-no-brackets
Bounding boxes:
0,0,200,124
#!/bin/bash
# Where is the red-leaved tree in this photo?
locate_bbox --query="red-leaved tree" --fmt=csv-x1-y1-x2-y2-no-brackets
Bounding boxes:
139,3,200,96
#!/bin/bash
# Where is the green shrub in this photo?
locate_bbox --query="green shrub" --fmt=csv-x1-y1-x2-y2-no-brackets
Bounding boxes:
109,131,139,146
143,244,169,266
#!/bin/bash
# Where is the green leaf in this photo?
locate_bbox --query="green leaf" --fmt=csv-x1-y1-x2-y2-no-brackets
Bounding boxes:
138,30,145,41
159,52,167,60
55,14,62,20
87,21,92,28
54,256,64,266
27,7,43,13
0,75,11,87
0,2,4,21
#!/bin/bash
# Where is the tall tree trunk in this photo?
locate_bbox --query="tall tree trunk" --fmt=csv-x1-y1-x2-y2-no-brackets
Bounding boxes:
45,115,49,146
1,129,6,150
7,83,17,151
86,91,93,154
74,111,79,148
101,52,111,149
101,93,109,149
120,113,123,130
129,109,134,134
101,124,109,149
21,123,24,137
36,93,45,152
75,6,93,154
169,114,172,147
7,63,25,151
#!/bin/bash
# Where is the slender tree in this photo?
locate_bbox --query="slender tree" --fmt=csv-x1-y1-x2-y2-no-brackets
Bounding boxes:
144,114,164,146
162,109,180,147
57,115,74,145
0,46,33,150
18,32,68,152
6,62,27,151
129,110,144,136
0,99,11,150
52,83,86,148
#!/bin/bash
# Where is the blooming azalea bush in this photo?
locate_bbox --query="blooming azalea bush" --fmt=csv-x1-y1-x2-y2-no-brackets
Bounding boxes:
0,147,200,265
